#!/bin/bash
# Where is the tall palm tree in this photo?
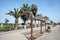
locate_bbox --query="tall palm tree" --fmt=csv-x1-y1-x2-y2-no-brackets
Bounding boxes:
6,8,21,30
20,4,33,40
37,14,43,19
31,4,37,27
44,16,49,30
20,4,31,25
37,14,43,33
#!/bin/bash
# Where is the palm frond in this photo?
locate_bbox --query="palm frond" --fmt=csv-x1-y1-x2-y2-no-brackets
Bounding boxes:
31,4,37,16
6,11,15,16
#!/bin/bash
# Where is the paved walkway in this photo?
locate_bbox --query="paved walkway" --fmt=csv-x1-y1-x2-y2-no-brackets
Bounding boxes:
0,27,40,40
36,25,60,40
0,25,60,40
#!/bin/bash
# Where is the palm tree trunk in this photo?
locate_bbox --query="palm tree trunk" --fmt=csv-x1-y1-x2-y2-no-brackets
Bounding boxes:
24,21,26,25
35,20,36,27
30,14,33,40
15,18,18,30
24,21,26,29
45,21,46,30
40,21,42,33
38,21,39,27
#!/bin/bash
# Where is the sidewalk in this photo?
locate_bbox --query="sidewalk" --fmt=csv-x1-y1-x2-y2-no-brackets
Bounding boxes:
0,27,40,40
35,25,60,40
0,25,53,40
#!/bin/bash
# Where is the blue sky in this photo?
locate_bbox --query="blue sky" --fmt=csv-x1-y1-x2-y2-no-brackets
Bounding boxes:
0,0,60,23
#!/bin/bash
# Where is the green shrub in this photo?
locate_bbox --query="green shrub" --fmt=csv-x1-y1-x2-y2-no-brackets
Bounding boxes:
0,24,15,32
18,27,23,29
45,29,51,33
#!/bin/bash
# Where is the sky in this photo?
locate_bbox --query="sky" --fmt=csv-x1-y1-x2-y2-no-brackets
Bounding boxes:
0,0,60,23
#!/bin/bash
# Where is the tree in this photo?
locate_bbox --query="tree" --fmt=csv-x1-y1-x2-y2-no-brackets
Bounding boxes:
37,14,43,33
20,4,31,25
31,4,37,27
5,18,9,23
50,21,53,25
37,14,43,19
44,16,49,30
20,4,34,40
6,8,21,30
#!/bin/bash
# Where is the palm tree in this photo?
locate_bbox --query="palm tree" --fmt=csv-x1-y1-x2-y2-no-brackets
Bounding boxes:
5,18,9,23
20,4,30,25
37,14,43,19
44,16,49,30
20,4,34,40
37,14,43,33
31,4,37,27
50,21,53,25
6,8,21,30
